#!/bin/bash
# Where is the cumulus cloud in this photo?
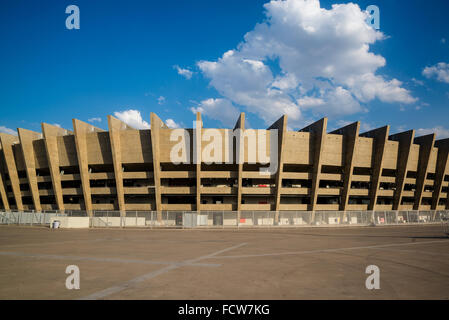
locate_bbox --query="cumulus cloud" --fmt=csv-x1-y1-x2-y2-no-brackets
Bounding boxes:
174,65,194,79
88,117,102,123
299,86,365,116
197,0,416,128
114,109,150,129
0,126,17,135
165,118,180,129
422,62,449,84
416,126,449,139
190,98,240,127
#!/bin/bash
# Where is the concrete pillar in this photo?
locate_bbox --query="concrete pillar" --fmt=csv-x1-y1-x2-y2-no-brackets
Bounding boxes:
234,113,245,218
72,119,104,216
108,115,134,217
195,112,202,213
0,145,10,211
150,113,165,220
18,128,43,212
0,133,23,211
268,115,288,223
413,134,436,210
299,118,327,213
330,121,360,213
389,130,415,210
360,125,390,211
432,138,449,210
42,123,71,212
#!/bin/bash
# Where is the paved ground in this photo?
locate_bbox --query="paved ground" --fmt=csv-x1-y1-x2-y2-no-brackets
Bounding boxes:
0,224,448,300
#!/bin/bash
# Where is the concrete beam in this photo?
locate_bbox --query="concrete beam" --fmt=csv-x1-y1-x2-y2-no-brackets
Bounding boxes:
72,119,104,215
299,118,327,211
0,133,23,210
330,121,360,210
389,130,415,210
360,125,390,211
41,123,71,211
17,128,43,211
413,134,436,210
432,138,449,210
108,116,134,215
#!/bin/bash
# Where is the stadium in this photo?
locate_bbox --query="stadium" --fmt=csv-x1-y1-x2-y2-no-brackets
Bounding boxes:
0,112,448,220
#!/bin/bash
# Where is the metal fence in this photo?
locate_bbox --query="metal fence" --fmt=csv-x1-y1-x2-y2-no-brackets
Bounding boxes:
0,209,448,229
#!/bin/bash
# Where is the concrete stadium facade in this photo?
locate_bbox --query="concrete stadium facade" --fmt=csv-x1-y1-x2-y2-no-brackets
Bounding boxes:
0,112,448,215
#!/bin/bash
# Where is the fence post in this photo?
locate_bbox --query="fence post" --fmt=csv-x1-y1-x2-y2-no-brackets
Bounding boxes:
237,211,240,229
151,211,154,228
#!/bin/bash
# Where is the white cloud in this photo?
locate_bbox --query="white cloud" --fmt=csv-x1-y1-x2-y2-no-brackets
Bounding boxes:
411,78,424,86
197,0,415,128
415,102,430,110
157,96,166,105
113,109,150,129
422,62,449,84
174,65,194,79
416,126,449,139
52,123,62,128
88,117,102,123
297,96,325,108
165,119,180,129
190,98,240,127
0,126,17,135
441,38,446,44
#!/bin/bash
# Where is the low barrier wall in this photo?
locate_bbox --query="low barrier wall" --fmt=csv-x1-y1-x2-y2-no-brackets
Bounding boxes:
49,216,90,229
0,210,447,229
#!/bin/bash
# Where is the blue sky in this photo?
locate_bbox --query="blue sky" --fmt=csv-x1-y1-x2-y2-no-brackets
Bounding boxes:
0,0,448,137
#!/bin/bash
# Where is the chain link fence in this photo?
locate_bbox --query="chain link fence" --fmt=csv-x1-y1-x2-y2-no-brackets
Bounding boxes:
0,209,448,229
